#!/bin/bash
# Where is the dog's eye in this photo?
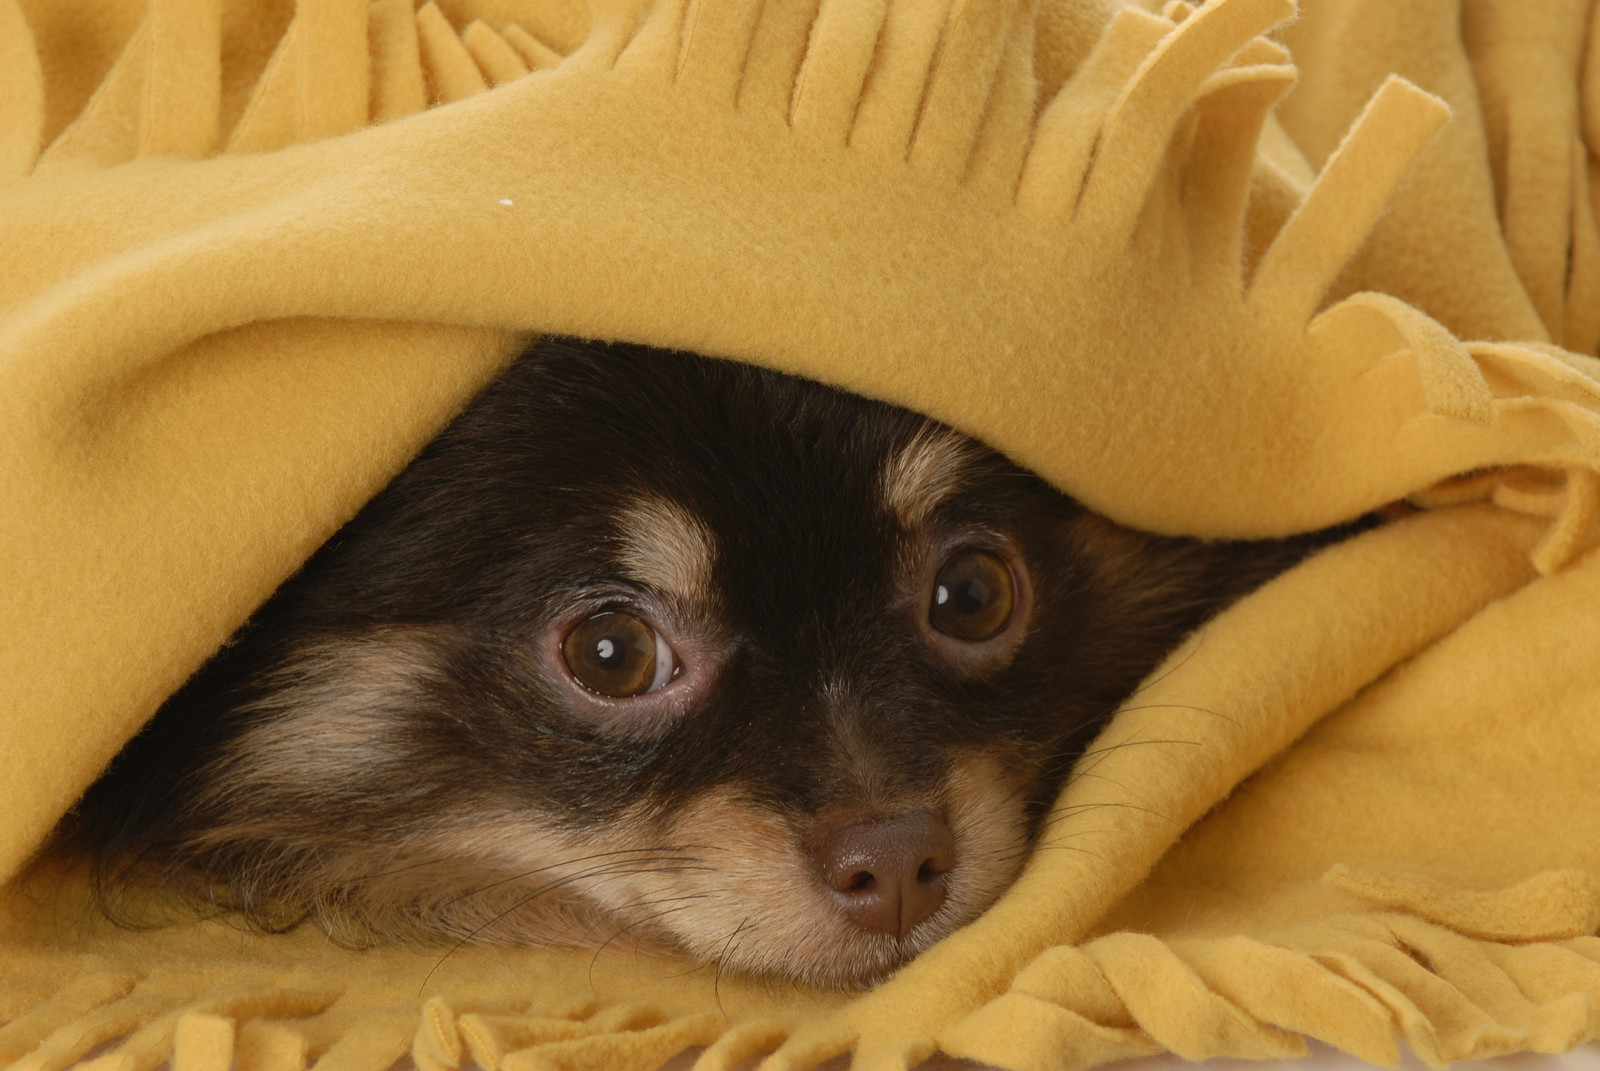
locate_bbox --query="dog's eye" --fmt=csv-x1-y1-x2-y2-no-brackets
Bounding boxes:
930,551,1015,641
562,612,678,697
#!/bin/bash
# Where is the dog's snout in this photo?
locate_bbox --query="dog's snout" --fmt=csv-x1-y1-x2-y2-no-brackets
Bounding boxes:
813,810,955,939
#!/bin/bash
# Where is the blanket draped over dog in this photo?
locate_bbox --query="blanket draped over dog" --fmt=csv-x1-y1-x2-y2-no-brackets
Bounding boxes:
6,0,1600,1067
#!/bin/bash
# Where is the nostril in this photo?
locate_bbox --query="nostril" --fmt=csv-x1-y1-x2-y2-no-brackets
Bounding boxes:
812,810,956,939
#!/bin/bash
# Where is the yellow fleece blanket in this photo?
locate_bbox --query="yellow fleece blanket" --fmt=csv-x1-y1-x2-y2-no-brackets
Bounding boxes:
6,0,1600,1068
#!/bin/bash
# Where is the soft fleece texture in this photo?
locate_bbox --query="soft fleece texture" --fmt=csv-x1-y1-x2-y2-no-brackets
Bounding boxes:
5,0,1600,1068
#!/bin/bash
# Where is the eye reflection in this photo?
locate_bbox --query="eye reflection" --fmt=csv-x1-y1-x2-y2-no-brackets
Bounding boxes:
929,551,1015,641
563,612,677,697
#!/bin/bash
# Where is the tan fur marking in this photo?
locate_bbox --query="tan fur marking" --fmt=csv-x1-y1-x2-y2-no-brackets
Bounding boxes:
818,680,890,800
614,496,716,603
941,749,1034,900
343,815,688,955
207,630,444,802
880,424,981,529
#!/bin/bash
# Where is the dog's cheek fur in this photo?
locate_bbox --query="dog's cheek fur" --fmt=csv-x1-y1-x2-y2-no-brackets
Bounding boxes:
198,632,448,817
89,627,651,946
97,629,473,934
70,625,589,935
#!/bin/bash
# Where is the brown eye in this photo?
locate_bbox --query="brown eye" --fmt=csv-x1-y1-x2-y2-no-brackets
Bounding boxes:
562,612,677,697
930,551,1015,641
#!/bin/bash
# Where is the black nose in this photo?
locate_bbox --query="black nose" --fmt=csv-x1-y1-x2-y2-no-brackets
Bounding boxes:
813,811,956,939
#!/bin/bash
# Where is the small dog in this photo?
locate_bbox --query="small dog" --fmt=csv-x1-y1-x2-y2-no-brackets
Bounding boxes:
62,338,1332,988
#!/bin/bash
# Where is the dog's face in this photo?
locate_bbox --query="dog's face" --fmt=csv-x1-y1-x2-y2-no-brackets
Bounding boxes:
72,340,1311,988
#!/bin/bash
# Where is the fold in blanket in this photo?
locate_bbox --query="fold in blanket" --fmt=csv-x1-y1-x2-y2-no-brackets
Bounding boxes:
5,0,1600,1068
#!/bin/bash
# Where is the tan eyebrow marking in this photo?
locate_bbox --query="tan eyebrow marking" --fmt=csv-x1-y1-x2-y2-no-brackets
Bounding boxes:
613,495,717,603
879,424,982,529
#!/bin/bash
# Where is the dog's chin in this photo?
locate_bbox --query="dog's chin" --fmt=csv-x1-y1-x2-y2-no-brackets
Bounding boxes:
380,856,1020,990
658,900,978,990
454,884,971,989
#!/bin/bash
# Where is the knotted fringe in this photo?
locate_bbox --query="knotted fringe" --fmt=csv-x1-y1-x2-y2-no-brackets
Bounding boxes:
943,907,1600,1071
4,0,571,170
0,0,1344,209
6,869,1600,1071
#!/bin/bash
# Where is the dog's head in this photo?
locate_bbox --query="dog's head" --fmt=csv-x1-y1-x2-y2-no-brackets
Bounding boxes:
76,339,1304,987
